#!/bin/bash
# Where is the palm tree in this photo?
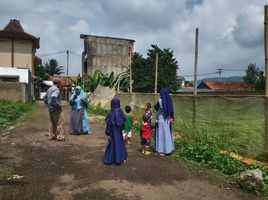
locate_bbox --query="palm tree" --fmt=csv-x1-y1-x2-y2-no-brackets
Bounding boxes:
44,59,64,76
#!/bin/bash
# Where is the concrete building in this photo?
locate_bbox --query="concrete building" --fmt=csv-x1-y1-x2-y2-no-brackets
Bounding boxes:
80,34,135,76
0,19,40,74
0,67,33,102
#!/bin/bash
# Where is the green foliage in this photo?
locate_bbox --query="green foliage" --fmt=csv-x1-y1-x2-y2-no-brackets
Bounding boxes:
132,45,179,93
34,64,49,80
243,63,265,91
34,58,64,79
44,59,64,76
68,69,129,93
0,164,13,180
0,100,33,133
173,133,245,175
133,120,142,131
87,104,109,116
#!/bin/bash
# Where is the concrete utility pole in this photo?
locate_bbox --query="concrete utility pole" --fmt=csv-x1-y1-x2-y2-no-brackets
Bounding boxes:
66,50,69,77
217,68,223,81
265,5,268,96
154,52,159,94
194,28,199,96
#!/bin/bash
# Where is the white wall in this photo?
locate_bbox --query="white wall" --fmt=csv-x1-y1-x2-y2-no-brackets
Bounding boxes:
0,67,29,83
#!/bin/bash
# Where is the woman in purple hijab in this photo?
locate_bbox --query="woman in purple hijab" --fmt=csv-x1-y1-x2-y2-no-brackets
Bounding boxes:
154,88,174,156
103,98,127,165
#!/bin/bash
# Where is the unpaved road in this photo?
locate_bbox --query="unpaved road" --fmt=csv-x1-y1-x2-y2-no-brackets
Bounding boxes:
0,103,262,200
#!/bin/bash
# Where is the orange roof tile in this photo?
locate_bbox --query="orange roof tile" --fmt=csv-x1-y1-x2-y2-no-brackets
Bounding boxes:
49,76,78,87
200,80,253,91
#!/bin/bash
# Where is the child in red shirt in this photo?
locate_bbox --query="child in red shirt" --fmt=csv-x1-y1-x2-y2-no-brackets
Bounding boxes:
140,114,152,155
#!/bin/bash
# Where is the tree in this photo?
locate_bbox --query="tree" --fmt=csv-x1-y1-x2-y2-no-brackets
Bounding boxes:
132,45,179,93
44,59,64,76
243,63,265,91
132,52,152,92
34,64,49,80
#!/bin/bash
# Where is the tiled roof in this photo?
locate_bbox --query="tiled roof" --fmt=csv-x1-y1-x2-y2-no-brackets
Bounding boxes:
49,76,78,87
199,80,253,91
0,19,40,49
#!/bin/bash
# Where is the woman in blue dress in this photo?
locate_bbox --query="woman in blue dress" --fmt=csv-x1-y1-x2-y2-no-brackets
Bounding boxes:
69,86,90,135
154,88,174,156
103,98,127,165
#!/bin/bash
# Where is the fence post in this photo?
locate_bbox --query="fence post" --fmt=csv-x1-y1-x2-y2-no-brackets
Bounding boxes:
154,52,159,94
264,5,268,160
194,28,199,96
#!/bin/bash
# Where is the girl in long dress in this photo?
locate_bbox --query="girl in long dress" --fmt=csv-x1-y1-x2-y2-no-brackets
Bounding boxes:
69,86,90,134
154,88,174,156
103,98,127,165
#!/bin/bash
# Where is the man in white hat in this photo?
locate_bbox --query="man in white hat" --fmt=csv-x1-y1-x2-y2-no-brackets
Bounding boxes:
43,79,66,141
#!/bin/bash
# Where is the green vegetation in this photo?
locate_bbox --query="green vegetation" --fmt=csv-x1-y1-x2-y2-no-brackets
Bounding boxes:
173,96,265,160
69,69,129,93
172,132,268,195
243,63,265,91
34,58,64,79
88,104,109,116
0,100,34,133
132,45,179,93
173,133,245,175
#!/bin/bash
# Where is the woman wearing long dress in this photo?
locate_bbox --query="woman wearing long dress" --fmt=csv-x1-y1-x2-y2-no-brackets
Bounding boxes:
154,88,174,156
103,98,127,165
69,86,90,134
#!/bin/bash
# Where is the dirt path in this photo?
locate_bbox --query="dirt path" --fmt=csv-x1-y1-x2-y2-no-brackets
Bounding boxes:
0,103,262,200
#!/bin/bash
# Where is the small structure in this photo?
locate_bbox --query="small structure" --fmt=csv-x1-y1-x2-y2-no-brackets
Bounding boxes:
0,67,33,102
197,80,253,92
0,19,40,102
80,34,135,76
0,19,40,74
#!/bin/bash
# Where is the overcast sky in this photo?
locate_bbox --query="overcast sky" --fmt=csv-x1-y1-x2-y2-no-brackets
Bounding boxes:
0,0,267,80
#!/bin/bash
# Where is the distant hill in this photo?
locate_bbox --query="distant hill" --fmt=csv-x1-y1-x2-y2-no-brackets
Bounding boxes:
189,76,244,85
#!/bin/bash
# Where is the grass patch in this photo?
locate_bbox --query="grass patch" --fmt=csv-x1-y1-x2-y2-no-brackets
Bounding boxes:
88,104,109,116
0,164,13,180
0,100,35,134
172,130,268,196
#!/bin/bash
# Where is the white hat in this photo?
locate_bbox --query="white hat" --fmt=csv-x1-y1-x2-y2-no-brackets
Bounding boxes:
43,80,53,86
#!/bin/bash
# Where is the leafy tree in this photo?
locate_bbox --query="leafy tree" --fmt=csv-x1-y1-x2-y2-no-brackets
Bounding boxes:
132,45,179,93
34,64,48,80
255,70,265,91
44,59,64,76
132,52,152,92
243,63,265,91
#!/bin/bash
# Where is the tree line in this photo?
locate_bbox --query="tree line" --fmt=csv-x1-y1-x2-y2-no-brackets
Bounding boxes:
34,48,265,93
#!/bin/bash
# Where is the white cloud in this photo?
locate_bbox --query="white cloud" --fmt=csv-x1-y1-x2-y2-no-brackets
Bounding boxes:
0,0,266,79
70,20,90,34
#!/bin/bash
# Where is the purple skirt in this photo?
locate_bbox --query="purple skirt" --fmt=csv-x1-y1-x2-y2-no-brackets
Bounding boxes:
69,109,83,134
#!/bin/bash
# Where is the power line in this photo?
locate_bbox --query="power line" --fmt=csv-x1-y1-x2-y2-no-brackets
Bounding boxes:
181,72,218,77
37,50,67,57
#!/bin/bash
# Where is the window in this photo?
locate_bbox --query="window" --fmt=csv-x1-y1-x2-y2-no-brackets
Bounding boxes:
0,76,19,82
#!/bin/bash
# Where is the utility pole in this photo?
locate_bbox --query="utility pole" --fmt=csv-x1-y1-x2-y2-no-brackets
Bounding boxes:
217,68,223,81
194,28,199,96
265,5,268,97
154,52,159,94
66,50,69,77
264,5,268,160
